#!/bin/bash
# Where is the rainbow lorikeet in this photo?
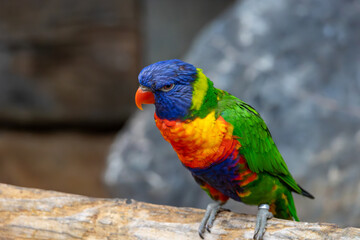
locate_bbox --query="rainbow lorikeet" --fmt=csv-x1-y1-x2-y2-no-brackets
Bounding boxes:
135,59,314,239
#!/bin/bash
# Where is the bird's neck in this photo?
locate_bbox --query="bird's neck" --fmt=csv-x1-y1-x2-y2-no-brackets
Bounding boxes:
185,69,223,120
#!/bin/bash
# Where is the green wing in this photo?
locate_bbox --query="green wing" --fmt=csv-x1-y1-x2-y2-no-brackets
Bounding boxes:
217,92,302,194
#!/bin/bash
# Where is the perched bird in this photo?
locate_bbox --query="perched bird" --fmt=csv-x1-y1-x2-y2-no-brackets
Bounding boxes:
135,59,314,239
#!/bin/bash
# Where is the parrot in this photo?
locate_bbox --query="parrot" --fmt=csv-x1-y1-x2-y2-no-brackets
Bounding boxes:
135,59,314,240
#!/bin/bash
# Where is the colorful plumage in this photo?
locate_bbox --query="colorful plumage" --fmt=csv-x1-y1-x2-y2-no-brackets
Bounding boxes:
135,59,314,239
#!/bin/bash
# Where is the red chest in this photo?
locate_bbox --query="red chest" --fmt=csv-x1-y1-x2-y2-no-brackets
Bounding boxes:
154,112,241,169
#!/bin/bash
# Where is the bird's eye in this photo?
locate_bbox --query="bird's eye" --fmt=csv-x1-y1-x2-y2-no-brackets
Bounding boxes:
160,83,175,92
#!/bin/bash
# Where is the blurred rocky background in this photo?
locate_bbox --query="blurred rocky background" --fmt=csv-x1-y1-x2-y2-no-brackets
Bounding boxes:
0,0,233,196
104,0,360,228
0,0,359,229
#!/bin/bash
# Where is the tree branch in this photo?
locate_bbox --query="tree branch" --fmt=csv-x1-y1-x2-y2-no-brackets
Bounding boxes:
0,183,358,239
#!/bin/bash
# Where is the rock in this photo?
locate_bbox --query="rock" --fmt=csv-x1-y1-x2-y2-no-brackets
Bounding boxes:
0,0,139,126
142,0,235,64
104,0,360,227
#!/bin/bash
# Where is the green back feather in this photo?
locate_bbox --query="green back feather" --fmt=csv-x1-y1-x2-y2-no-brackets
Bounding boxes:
215,91,303,194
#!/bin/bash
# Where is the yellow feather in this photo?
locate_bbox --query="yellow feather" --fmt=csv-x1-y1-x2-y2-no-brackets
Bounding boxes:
191,68,208,111
238,190,251,198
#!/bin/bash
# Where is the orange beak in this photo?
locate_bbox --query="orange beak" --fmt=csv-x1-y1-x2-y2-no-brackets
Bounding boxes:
135,87,155,110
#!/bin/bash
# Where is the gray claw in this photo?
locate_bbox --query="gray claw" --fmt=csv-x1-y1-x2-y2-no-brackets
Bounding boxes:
198,202,223,238
253,204,273,240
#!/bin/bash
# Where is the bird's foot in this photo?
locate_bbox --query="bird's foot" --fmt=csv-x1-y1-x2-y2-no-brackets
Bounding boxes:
198,202,228,239
253,204,273,240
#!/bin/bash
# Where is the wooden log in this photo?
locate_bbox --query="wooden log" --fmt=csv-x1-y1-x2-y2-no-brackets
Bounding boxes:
0,183,358,239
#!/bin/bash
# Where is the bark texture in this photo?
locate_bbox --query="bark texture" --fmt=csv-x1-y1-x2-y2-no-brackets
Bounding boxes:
0,183,358,240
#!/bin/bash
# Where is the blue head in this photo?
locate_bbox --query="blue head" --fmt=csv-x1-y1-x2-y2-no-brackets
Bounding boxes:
137,59,197,120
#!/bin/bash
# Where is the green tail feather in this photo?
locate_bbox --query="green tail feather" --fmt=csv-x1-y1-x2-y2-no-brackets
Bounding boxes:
286,191,299,221
298,184,315,199
272,190,299,221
